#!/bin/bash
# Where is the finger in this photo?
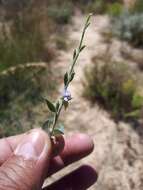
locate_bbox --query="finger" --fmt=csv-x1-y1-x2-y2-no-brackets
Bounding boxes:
0,132,94,176
61,133,94,164
0,133,25,165
44,165,98,190
0,131,65,165
0,129,52,190
48,133,94,175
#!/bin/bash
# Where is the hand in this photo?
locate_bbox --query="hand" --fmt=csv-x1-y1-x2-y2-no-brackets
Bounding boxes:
0,129,97,190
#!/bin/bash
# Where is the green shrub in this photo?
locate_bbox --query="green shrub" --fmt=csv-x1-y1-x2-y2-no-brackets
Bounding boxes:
47,2,73,24
131,0,143,13
83,57,143,121
112,12,143,48
0,68,42,109
70,0,123,14
86,0,106,14
106,2,123,16
0,65,56,137
73,0,106,14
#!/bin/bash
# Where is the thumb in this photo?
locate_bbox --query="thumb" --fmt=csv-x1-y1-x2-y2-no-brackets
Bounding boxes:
0,129,52,190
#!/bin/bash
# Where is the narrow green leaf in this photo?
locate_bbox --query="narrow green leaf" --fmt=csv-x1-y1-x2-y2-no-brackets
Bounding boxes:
86,13,92,24
85,22,90,29
53,124,64,136
55,100,60,111
86,14,92,27
80,45,86,52
73,49,76,59
58,123,64,134
69,71,75,82
44,98,56,112
53,129,64,136
64,72,69,86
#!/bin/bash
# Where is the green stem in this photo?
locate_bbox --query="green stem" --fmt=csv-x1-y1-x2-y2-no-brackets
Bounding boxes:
50,14,92,136
68,14,92,82
51,100,64,135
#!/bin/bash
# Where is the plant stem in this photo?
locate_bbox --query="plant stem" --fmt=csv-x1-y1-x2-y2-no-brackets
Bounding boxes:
68,14,92,82
50,14,92,136
51,100,63,135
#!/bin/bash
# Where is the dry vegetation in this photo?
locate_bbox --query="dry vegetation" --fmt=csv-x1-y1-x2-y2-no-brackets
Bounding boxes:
0,0,74,136
83,0,143,124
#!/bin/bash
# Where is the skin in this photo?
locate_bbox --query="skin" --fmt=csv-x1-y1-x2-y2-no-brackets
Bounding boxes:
0,130,98,190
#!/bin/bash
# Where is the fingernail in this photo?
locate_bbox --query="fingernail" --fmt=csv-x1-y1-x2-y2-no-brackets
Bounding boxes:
14,129,47,160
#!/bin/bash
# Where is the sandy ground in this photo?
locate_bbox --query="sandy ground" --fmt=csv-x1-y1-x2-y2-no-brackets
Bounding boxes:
44,13,143,190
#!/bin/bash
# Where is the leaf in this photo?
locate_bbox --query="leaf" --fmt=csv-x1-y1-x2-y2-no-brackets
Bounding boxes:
42,118,54,132
55,100,60,111
64,72,69,86
69,71,75,82
85,22,90,29
53,129,64,136
53,124,64,136
63,100,69,110
86,13,92,24
44,98,56,112
80,45,86,52
73,49,76,59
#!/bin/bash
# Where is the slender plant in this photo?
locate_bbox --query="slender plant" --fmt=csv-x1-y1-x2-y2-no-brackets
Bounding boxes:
42,14,92,137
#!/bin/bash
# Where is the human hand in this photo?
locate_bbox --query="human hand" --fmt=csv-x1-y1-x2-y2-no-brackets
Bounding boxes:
0,129,97,190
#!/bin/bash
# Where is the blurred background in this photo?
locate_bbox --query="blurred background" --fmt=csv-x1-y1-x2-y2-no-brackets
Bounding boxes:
0,0,143,189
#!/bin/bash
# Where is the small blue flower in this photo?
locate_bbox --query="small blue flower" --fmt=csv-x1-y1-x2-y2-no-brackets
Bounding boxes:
63,88,72,102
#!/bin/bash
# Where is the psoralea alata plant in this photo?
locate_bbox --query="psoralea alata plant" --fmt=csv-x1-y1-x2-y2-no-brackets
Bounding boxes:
42,14,92,137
